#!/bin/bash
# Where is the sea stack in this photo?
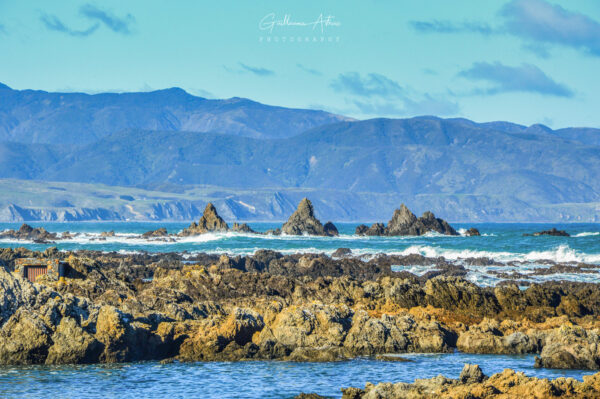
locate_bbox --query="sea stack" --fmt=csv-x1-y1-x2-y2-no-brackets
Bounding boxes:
355,203,458,236
179,203,229,236
281,198,338,236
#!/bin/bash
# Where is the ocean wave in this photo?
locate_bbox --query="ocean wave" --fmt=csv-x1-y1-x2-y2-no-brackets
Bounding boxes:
573,232,600,237
373,244,600,264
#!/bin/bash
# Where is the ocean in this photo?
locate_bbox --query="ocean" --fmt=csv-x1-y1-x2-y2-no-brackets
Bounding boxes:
1,222,599,398
1,222,599,286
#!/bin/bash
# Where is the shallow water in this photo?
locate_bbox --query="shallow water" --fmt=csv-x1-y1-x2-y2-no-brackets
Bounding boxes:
1,222,599,286
0,353,595,399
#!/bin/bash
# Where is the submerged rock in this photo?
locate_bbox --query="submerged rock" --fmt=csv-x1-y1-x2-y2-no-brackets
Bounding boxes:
179,203,229,236
281,198,338,236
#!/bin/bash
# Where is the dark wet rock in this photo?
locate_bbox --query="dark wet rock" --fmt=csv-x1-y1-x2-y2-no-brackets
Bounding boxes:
294,394,328,399
365,223,386,236
525,228,570,237
332,248,352,258
264,228,281,236
281,198,335,236
355,204,457,236
179,203,229,236
375,354,413,362
355,224,368,235
323,221,339,237
0,224,58,242
465,227,481,236
142,227,168,238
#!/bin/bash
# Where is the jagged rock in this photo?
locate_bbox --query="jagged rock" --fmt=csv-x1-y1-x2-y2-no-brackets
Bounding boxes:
355,225,368,235
0,309,52,364
0,223,58,242
465,227,481,236
459,364,486,383
340,368,600,398
232,223,255,233
142,227,168,238
265,228,281,235
355,204,457,236
179,203,229,236
530,228,570,237
535,326,600,370
100,231,115,237
46,316,103,364
332,248,352,258
365,223,386,236
281,198,336,236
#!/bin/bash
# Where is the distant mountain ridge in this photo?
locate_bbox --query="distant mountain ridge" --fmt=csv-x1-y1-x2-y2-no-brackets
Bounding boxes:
0,83,350,143
0,84,599,222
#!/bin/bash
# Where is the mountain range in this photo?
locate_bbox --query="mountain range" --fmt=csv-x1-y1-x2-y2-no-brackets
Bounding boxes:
0,83,599,222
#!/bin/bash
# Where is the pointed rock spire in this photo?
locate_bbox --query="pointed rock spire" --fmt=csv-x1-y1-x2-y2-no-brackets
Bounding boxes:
281,198,338,236
179,203,229,236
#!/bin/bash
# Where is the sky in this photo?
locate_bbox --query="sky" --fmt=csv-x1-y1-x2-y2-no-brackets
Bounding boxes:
1,0,600,128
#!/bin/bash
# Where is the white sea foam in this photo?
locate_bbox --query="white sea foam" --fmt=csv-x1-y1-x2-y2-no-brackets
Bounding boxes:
573,232,600,237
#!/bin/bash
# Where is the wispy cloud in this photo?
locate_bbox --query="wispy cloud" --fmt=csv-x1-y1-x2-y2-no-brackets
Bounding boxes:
330,72,458,117
501,0,600,56
79,4,135,35
224,63,275,77
409,0,600,57
459,62,573,97
410,20,494,35
40,14,99,37
297,64,322,76
40,4,134,37
330,72,404,99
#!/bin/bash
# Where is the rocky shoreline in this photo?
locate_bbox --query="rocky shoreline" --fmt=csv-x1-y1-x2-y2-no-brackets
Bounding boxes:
0,247,599,372
296,364,600,398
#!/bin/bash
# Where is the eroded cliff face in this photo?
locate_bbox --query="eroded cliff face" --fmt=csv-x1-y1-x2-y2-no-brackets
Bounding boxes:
1,247,600,368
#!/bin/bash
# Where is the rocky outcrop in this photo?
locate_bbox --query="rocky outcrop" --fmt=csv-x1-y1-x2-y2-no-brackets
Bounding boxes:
332,248,352,258
355,204,457,236
2,248,600,368
0,223,58,243
535,326,600,370
465,227,481,236
232,223,255,233
281,198,338,236
142,228,168,238
532,227,570,237
179,203,229,236
340,365,600,398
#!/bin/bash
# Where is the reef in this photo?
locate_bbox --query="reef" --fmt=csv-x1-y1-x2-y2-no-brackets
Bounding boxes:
0,247,599,370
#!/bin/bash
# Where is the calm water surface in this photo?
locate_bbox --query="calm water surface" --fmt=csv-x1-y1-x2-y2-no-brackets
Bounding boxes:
0,353,595,399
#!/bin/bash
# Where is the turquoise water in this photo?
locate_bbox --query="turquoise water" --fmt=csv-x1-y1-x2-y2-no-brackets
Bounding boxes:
1,222,599,285
0,353,594,399
1,223,599,397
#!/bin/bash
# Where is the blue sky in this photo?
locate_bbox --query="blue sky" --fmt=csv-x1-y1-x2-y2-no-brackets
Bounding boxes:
1,0,599,128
